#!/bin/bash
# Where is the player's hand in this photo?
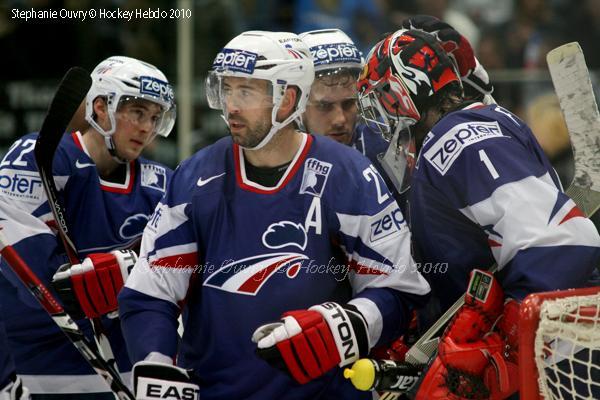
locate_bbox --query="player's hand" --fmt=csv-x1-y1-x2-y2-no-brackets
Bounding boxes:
133,361,199,400
252,302,370,384
0,376,30,400
52,249,137,319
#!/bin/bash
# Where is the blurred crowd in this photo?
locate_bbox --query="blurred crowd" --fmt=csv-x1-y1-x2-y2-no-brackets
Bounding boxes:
0,0,598,181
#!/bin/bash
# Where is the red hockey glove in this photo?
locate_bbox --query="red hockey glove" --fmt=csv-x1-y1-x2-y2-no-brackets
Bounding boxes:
252,302,370,384
416,270,520,400
370,310,418,362
133,361,199,400
52,249,137,319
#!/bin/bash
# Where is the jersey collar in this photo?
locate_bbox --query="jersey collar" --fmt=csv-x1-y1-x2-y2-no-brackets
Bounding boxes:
71,131,135,194
234,133,313,194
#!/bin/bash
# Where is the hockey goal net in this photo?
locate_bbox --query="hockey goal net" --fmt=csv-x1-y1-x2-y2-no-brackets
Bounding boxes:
519,286,600,400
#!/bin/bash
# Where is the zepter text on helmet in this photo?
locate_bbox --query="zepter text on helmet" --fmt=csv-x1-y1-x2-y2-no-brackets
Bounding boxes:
212,49,258,75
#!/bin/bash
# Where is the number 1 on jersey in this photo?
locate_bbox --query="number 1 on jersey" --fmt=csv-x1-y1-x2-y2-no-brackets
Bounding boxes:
479,149,499,179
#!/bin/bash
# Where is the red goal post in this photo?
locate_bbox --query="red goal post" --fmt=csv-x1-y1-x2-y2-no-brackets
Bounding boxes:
519,286,600,399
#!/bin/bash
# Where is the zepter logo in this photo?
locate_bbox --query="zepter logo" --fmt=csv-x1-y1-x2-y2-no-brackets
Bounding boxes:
310,43,362,67
212,49,259,74
140,76,175,103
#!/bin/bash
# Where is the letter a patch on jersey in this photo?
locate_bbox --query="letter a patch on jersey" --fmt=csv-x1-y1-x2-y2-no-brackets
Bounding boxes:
204,253,308,295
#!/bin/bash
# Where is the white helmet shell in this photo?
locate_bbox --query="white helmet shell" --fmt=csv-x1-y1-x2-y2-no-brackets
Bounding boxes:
85,56,176,139
206,31,314,150
299,29,364,74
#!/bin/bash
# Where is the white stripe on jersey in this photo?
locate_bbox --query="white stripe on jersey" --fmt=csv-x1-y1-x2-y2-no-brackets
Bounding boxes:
348,296,383,346
336,203,430,297
21,371,132,394
127,254,195,306
460,173,600,269
145,203,189,240
128,202,198,305
148,243,198,266
0,200,55,246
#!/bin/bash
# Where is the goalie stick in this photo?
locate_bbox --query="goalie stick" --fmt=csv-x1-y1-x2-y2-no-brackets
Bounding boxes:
2,67,133,398
377,42,600,399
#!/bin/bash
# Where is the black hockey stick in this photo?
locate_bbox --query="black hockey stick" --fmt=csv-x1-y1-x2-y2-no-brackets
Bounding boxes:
375,42,600,399
34,67,87,263
27,67,133,398
34,67,120,371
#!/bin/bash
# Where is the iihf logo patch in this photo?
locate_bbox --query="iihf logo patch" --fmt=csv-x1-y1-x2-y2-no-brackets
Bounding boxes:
141,164,167,192
204,253,308,295
300,158,332,197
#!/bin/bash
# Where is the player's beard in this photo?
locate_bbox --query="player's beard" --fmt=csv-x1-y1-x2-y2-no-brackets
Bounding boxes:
229,115,272,149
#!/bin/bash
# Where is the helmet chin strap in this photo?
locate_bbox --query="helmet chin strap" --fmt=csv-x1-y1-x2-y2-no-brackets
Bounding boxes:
237,104,302,152
104,136,128,164
238,123,279,151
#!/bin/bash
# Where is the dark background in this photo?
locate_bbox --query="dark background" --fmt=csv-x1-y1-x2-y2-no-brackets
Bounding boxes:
1,0,598,172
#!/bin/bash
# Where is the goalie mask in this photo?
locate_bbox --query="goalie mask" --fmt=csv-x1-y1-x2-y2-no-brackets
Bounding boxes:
206,31,314,150
357,29,461,141
358,29,461,193
85,56,176,161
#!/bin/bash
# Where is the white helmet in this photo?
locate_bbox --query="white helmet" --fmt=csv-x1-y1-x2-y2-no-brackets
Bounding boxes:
85,56,176,155
206,31,314,150
299,29,363,78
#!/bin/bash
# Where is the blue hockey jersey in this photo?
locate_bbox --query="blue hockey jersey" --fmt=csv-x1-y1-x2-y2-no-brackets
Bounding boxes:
351,123,388,173
409,103,600,314
0,131,171,393
351,123,409,211
119,133,430,400
0,310,15,389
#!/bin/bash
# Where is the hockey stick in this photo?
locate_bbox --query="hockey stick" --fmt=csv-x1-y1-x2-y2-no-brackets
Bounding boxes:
34,67,121,375
547,42,600,216
377,42,600,399
29,67,131,397
34,67,87,264
0,231,133,399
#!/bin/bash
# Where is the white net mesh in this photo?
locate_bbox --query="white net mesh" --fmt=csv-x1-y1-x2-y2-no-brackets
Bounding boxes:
534,292,600,399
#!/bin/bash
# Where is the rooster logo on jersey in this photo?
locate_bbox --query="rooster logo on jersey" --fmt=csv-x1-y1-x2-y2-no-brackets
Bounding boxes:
203,221,309,295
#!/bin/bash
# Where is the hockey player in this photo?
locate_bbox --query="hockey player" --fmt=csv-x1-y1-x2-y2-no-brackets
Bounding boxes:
299,29,392,194
0,56,176,398
118,30,431,400
358,28,600,399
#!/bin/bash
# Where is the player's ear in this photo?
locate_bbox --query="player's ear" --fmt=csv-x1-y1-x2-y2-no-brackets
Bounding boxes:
92,97,110,129
276,87,298,122
92,97,116,133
